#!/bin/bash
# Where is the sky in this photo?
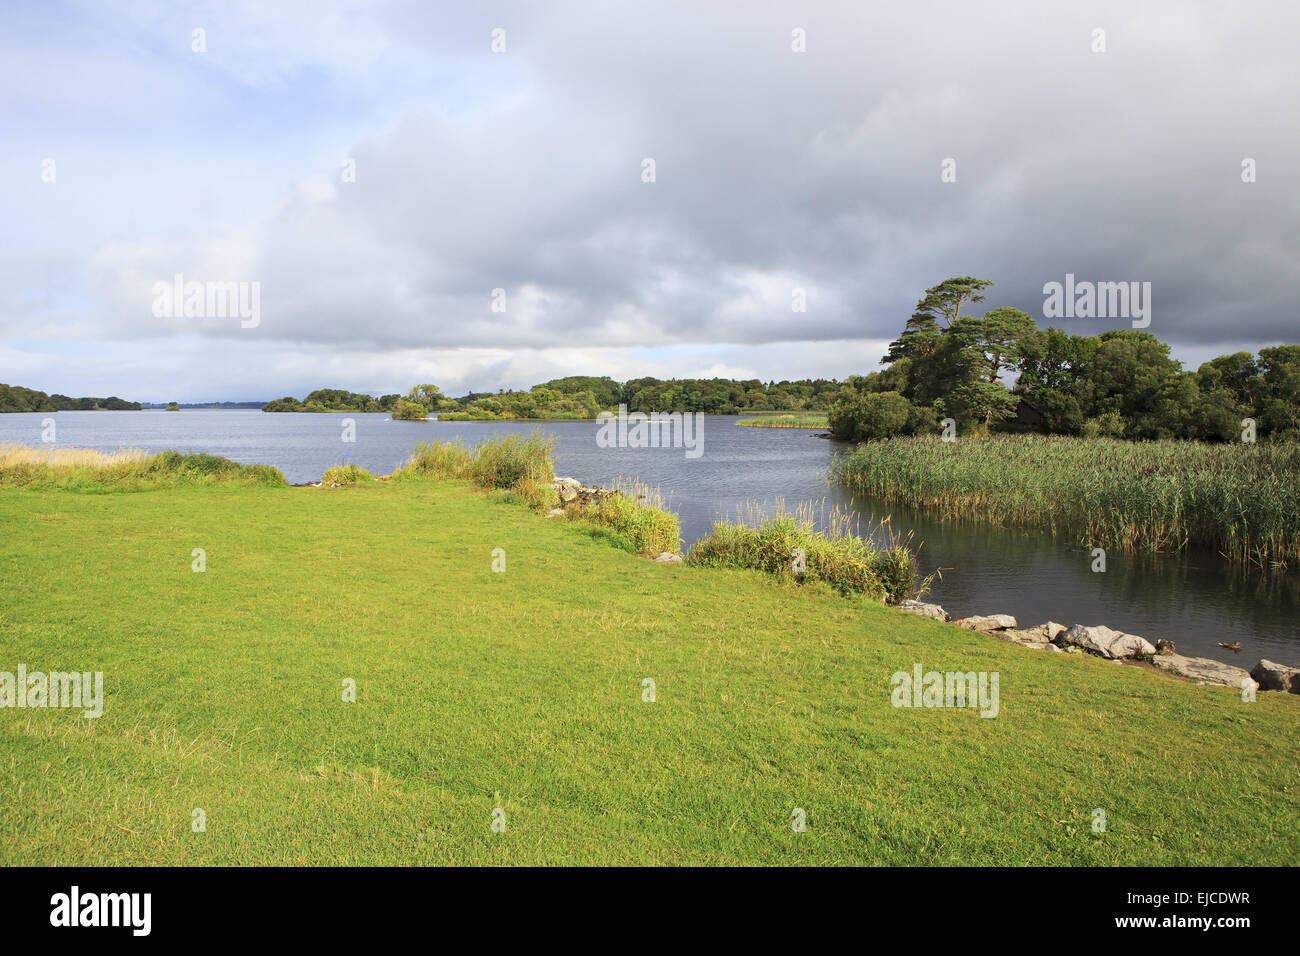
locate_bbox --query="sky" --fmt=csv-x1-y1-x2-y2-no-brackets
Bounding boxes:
3,0,1298,402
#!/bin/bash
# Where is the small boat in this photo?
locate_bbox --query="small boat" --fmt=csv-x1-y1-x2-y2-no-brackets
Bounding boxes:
1217,641,1242,652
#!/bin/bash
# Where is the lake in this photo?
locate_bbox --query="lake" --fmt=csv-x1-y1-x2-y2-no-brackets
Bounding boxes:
5,408,1296,666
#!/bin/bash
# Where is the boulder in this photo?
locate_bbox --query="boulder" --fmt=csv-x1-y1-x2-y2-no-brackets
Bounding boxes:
1055,624,1155,659
552,477,581,504
653,552,683,563
995,627,1051,649
953,614,1017,632
995,622,1068,647
1250,659,1300,694
897,599,949,622
1151,653,1254,688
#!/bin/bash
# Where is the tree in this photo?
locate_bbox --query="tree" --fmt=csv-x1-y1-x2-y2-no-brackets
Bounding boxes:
884,277,993,364
391,399,428,421
1014,327,1098,434
916,309,1035,430
407,384,444,409
1254,345,1300,438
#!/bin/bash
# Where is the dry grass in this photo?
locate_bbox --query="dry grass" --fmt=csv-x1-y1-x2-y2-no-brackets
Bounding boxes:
0,442,285,490
0,442,146,468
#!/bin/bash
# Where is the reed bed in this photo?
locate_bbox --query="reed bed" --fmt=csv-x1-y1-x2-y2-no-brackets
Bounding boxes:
736,413,828,428
832,435,1300,570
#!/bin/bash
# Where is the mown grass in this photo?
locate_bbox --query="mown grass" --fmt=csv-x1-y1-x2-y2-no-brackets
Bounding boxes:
737,413,829,428
0,475,1295,866
0,442,286,491
833,435,1300,570
688,500,918,601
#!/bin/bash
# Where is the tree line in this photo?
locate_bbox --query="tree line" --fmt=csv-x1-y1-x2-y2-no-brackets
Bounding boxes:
263,377,841,419
828,277,1300,442
0,384,142,413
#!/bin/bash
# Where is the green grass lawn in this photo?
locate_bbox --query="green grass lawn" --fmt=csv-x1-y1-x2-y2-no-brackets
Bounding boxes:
0,479,1295,865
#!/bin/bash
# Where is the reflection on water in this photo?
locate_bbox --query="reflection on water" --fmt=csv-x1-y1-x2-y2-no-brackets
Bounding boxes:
3,409,1296,666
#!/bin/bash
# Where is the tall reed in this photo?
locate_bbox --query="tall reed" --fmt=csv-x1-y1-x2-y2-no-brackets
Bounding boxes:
831,435,1300,570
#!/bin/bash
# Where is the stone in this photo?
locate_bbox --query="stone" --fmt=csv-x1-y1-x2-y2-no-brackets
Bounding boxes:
1151,653,1254,689
995,627,1051,649
1055,624,1155,659
653,552,683,563
897,599,949,622
953,614,1017,632
1250,659,1300,694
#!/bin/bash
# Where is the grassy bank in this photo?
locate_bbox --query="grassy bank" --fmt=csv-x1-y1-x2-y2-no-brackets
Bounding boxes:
688,501,917,601
737,413,828,428
1,451,1295,865
0,442,286,491
833,435,1300,570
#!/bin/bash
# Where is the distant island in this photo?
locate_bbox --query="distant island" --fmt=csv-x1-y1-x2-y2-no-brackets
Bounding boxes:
140,401,266,409
0,384,142,412
263,378,838,420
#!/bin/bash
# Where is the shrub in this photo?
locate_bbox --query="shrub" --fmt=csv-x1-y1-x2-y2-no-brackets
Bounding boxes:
392,440,473,480
391,399,427,421
464,431,555,490
320,465,374,486
565,481,680,557
828,385,933,442
391,431,556,507
686,500,918,600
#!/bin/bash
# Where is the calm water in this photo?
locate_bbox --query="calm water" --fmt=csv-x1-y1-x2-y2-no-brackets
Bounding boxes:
5,409,1297,665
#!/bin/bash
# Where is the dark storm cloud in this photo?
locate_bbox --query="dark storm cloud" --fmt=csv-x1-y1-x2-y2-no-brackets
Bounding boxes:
6,0,1298,399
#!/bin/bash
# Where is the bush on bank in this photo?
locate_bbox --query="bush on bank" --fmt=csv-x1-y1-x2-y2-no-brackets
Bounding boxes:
687,503,919,601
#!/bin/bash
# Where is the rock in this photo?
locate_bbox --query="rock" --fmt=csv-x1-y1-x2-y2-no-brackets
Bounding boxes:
995,626,1053,649
994,622,1066,646
1055,624,1155,659
1151,653,1254,689
897,599,949,622
546,508,565,518
1156,638,1176,656
1250,659,1300,694
653,552,683,563
953,614,1017,632
1042,643,1063,653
